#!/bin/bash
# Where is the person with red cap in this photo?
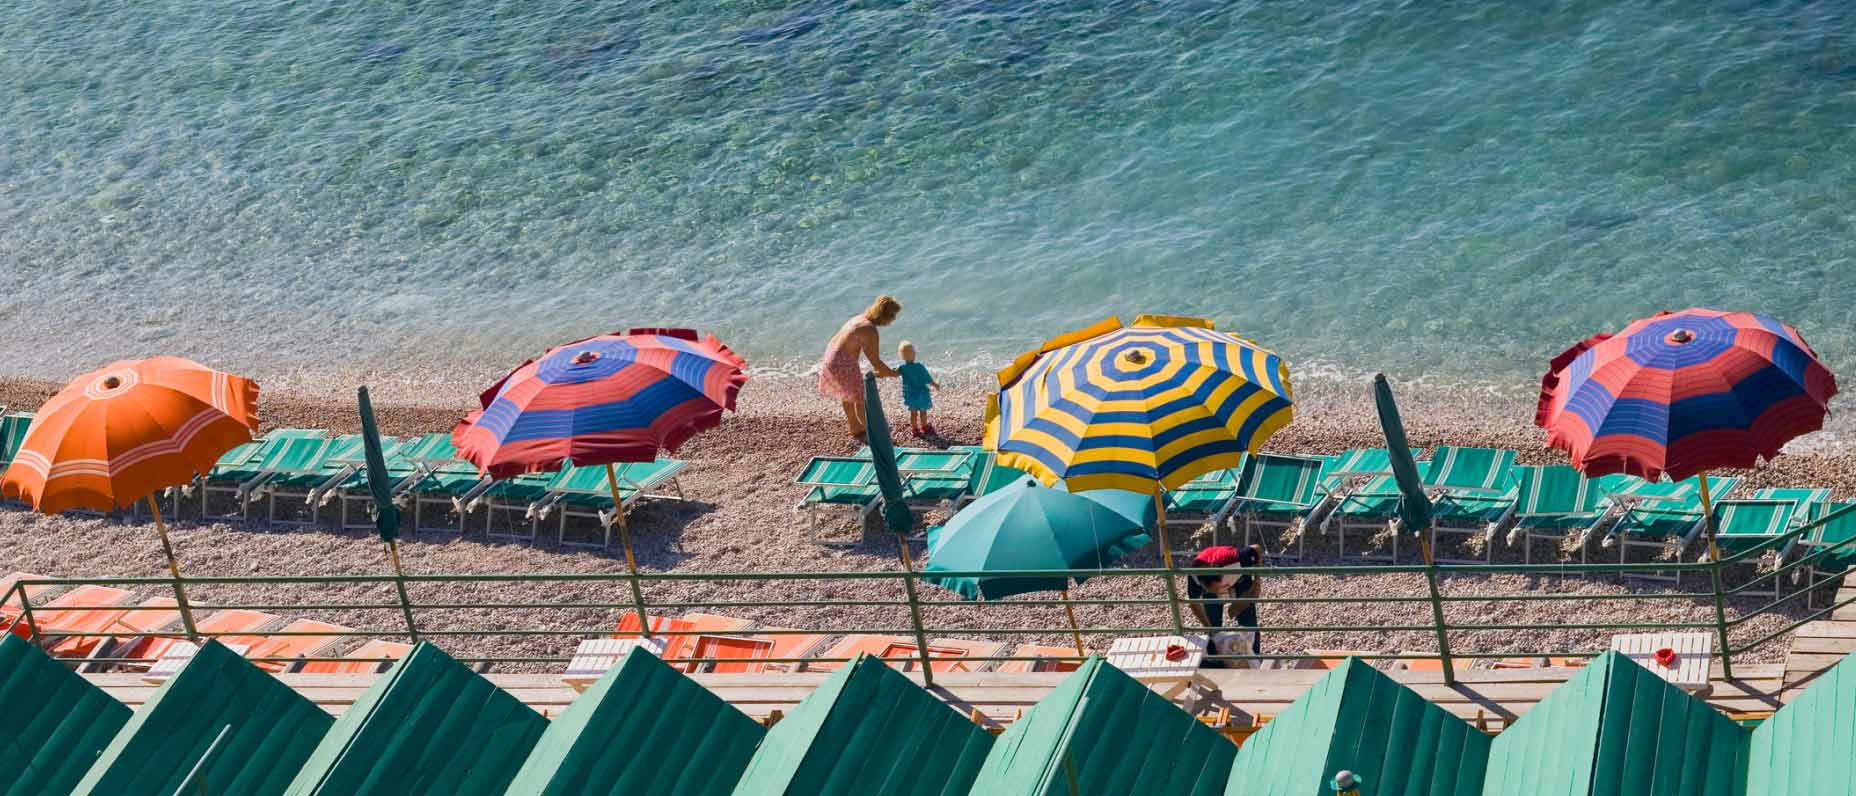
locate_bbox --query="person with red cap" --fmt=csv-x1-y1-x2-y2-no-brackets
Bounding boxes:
1187,544,1263,666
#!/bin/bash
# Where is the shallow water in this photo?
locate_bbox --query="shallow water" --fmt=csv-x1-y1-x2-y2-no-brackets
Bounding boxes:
1,0,1853,392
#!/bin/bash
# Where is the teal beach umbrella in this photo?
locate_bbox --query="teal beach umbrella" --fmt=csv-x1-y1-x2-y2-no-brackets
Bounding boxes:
924,479,1153,655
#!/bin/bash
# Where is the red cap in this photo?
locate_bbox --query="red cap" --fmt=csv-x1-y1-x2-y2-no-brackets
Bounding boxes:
1193,546,1240,567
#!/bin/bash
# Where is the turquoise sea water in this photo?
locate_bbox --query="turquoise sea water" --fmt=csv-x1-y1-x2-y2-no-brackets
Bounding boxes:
1,1,1853,388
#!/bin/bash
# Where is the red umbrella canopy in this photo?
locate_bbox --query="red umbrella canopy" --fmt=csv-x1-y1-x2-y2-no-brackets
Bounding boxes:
452,328,747,478
1535,308,1836,480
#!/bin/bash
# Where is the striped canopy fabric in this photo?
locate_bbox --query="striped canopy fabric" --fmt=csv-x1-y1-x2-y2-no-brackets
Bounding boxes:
0,357,259,513
453,328,747,478
984,315,1294,494
1536,309,1837,481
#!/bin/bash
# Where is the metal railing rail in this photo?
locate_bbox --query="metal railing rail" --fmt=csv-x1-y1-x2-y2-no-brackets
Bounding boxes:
2,502,1852,683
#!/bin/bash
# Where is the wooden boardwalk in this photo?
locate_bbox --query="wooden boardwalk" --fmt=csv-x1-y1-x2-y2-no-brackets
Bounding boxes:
1780,580,1856,700
83,660,1791,736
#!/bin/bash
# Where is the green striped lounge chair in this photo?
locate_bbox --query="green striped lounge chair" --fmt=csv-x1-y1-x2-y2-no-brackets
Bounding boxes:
0,410,34,470
303,435,426,531
952,450,1031,509
261,434,364,528
1802,501,1856,609
1424,447,1520,564
389,433,493,534
1322,474,1411,562
1163,458,1244,533
1602,475,1740,584
1504,465,1631,564
198,430,329,523
1229,453,1327,561
530,459,690,550
897,447,985,508
795,456,881,544
1704,487,1831,598
476,469,574,544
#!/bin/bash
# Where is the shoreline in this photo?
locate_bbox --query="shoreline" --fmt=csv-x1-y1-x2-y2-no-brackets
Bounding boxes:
1,372,1849,671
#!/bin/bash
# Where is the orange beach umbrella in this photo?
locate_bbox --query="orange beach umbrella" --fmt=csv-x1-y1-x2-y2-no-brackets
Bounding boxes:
1,356,259,638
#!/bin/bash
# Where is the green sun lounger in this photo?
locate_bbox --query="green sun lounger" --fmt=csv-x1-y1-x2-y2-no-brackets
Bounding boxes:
1228,453,1328,560
1424,447,1520,564
477,469,574,544
1322,474,1411,561
795,456,882,544
1164,459,1245,532
261,434,365,527
902,447,988,506
1802,501,1856,609
0,411,34,472
1505,465,1633,564
391,433,492,534
1603,475,1740,583
1705,491,1827,598
199,430,330,523
1318,447,1420,491
303,436,427,531
531,459,689,549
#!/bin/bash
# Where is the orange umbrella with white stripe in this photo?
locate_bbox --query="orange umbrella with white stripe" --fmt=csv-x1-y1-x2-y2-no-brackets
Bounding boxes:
1,356,259,638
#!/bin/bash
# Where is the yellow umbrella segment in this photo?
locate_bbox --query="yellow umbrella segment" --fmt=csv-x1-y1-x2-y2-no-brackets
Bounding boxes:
985,315,1295,633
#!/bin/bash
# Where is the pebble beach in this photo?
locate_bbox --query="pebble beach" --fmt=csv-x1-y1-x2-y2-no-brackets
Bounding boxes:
1,372,1847,671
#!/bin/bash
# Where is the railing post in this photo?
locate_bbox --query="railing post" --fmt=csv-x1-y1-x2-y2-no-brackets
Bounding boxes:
896,538,935,687
1420,540,1456,685
16,587,41,649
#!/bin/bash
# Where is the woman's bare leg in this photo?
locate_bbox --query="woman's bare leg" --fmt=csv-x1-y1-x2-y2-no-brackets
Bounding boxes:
841,401,865,437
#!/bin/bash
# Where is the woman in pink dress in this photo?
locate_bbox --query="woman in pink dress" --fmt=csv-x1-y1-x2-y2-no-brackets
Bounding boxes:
818,295,903,441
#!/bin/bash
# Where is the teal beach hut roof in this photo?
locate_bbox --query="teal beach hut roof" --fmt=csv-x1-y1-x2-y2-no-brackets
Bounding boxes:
0,635,132,796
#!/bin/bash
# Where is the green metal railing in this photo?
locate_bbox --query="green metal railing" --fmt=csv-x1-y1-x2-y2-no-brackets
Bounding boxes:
4,503,1854,687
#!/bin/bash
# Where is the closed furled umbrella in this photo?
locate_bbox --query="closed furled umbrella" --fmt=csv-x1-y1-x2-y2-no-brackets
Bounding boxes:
452,328,748,637
0,357,260,639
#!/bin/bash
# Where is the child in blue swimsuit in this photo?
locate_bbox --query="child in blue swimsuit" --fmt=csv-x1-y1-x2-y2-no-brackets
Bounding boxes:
896,341,940,437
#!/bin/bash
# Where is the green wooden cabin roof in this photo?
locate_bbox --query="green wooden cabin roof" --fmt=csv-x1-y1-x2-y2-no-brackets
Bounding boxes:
1746,650,1856,794
1224,657,1489,796
0,635,132,796
730,654,994,796
508,648,765,796
1482,651,1748,796
71,640,334,796
283,642,548,796
972,657,1233,796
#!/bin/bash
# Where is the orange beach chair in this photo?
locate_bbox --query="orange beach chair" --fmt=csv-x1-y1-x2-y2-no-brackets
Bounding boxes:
296,639,414,674
8,585,134,650
244,619,352,672
994,644,1085,673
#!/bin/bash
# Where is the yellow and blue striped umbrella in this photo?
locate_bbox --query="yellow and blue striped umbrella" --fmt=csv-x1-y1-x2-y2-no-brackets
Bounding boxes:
984,315,1294,494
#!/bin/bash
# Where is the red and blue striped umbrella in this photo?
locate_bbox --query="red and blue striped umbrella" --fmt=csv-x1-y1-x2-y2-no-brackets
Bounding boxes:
1535,308,1837,481
453,328,747,478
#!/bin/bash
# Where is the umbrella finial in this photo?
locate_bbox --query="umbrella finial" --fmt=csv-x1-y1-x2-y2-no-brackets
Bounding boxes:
1667,329,1695,344
573,350,600,365
1123,349,1149,366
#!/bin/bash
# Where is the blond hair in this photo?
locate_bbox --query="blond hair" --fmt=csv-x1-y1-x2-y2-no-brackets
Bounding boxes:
898,340,916,360
864,294,903,325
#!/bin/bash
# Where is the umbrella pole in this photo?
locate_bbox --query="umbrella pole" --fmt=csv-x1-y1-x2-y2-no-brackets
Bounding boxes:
384,539,420,644
1061,588,1085,657
1418,537,1456,685
148,496,200,641
605,464,652,640
1153,490,1187,637
1697,472,1735,680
